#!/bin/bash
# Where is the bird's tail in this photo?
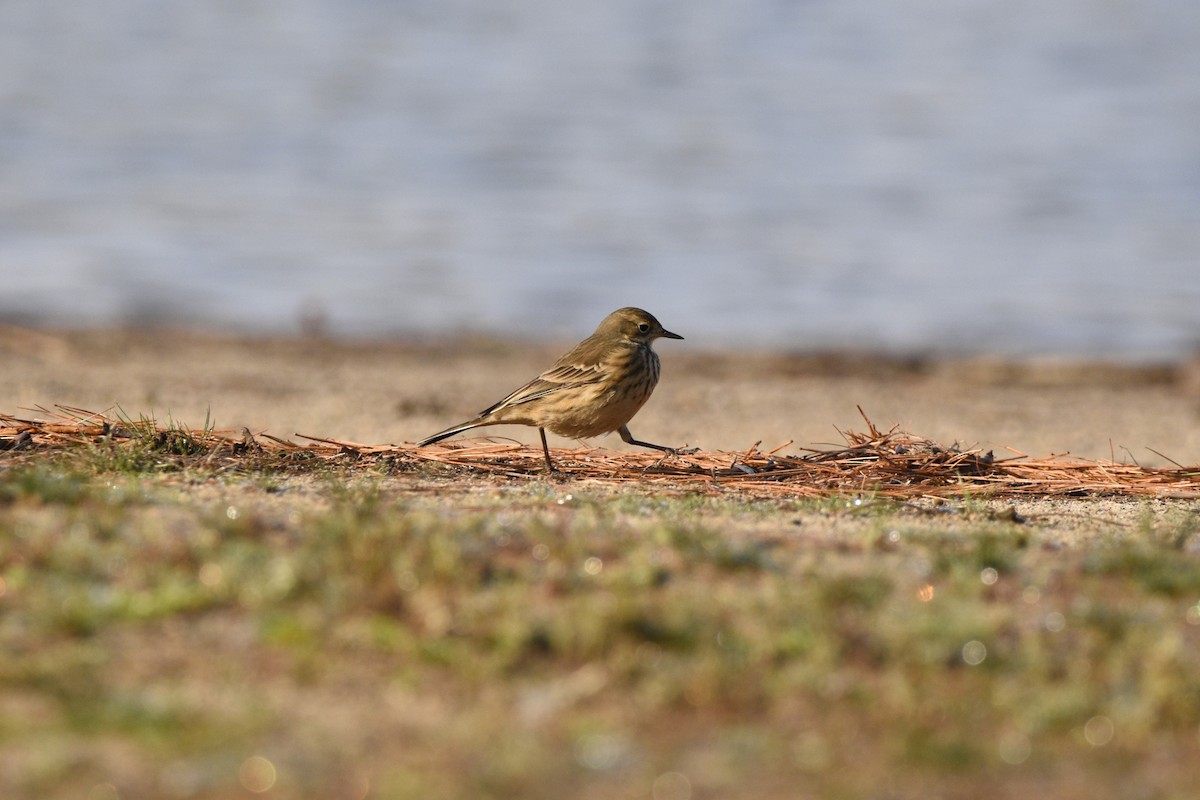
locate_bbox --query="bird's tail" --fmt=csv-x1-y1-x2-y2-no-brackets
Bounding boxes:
416,418,495,447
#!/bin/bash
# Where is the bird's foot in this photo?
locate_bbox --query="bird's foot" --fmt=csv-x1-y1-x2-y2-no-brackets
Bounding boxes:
536,458,568,477
648,445,697,468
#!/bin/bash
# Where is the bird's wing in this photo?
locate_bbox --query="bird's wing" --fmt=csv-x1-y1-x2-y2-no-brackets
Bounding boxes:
480,360,606,415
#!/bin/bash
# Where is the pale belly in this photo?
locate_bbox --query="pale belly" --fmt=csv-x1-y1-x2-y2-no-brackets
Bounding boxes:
494,378,656,439
543,382,654,438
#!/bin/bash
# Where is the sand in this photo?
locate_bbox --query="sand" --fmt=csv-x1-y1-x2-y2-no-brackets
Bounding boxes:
4,324,1199,471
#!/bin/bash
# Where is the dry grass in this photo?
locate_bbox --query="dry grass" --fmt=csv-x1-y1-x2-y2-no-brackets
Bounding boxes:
4,405,1198,500
6,403,1200,799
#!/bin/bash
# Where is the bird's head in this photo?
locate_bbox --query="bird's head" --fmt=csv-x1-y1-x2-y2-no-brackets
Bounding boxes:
597,307,684,345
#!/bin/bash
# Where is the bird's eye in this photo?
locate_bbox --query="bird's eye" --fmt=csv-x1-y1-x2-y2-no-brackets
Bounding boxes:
637,323,650,333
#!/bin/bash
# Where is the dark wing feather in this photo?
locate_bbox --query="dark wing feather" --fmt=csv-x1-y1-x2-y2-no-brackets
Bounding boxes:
480,360,606,416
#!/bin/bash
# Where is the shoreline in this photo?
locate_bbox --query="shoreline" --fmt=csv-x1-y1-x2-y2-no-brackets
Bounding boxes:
5,320,1198,367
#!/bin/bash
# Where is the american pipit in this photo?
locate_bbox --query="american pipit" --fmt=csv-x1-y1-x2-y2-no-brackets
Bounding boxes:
418,307,684,470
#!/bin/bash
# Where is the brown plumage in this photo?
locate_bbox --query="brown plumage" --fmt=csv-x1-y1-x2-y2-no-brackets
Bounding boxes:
418,307,683,470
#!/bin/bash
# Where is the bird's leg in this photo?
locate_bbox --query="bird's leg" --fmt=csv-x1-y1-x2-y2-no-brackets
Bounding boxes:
538,427,558,472
618,425,682,455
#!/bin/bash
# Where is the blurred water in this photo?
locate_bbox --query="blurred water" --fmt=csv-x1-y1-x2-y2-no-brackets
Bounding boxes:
2,0,1198,358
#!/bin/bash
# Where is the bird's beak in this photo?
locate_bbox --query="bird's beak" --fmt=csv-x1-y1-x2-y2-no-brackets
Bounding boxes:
660,328,684,340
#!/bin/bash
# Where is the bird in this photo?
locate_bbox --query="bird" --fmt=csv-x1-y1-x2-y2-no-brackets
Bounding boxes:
417,307,684,471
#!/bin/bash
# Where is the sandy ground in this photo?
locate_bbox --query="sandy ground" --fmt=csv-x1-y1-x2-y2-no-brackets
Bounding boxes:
8,325,1200,800
3,324,1200,470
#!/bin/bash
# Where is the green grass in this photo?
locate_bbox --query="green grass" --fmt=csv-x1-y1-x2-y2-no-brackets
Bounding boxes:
3,456,1200,799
